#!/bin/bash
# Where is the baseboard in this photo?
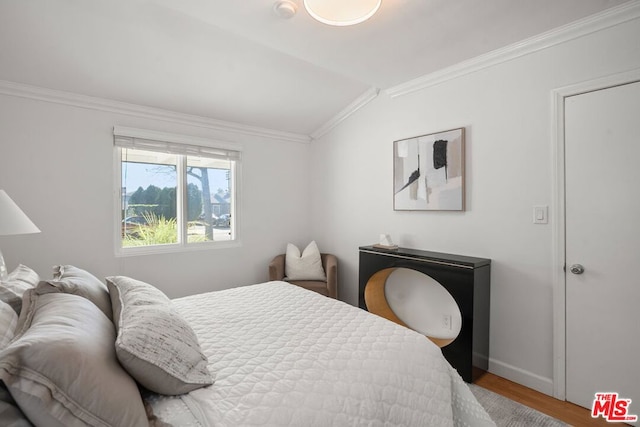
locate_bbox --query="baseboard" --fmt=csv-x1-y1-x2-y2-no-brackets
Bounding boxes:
488,358,554,397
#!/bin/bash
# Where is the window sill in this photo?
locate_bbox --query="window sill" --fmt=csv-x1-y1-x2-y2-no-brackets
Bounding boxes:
115,239,242,257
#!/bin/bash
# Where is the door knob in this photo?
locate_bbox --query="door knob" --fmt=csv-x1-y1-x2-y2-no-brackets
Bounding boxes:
570,264,585,275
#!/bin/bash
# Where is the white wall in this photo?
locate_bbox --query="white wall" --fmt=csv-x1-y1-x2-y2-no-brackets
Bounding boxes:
0,94,312,298
1,5,638,398
309,16,640,394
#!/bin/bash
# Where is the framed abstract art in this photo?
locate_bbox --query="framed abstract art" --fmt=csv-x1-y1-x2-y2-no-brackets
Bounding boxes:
393,127,465,211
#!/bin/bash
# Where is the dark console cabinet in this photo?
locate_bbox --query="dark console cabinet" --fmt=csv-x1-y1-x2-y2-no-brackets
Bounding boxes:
358,246,491,383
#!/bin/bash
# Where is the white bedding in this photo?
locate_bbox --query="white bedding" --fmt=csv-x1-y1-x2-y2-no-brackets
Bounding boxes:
147,281,495,427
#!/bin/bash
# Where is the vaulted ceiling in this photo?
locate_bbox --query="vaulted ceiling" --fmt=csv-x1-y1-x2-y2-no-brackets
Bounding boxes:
0,0,630,137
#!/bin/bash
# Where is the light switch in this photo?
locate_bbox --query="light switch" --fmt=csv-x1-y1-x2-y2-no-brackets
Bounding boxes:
533,205,548,224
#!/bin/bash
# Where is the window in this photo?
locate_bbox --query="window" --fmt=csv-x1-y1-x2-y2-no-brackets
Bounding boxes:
114,127,241,254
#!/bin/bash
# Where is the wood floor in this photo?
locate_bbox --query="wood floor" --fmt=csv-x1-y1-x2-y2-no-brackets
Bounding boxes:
474,372,616,426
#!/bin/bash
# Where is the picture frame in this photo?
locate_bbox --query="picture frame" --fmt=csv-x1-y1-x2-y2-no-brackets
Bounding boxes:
393,127,465,211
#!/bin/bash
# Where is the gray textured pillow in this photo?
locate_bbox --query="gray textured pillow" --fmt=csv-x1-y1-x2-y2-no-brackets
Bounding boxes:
0,265,39,314
0,290,148,427
106,276,213,395
35,265,112,320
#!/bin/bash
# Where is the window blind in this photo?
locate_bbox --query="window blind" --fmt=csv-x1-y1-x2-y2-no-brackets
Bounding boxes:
113,127,241,162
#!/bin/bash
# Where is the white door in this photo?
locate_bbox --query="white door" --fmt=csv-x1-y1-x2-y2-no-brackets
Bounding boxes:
565,80,640,425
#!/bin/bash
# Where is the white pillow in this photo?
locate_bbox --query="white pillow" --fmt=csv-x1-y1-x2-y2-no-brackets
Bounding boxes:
0,291,148,426
0,264,40,315
36,265,112,320
0,300,17,349
285,241,326,281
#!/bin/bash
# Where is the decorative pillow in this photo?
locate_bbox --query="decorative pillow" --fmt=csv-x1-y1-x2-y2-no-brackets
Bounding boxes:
0,290,148,427
0,265,39,314
285,241,326,281
0,300,18,349
35,265,112,320
0,382,31,427
106,276,213,395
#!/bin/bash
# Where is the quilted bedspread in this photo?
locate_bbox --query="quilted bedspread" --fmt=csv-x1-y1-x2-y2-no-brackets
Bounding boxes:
147,281,495,427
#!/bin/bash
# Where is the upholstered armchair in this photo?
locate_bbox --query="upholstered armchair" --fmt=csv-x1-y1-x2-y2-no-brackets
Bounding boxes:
269,253,338,299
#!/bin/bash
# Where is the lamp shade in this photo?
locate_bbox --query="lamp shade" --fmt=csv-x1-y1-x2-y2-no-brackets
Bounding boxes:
304,0,381,26
0,190,40,236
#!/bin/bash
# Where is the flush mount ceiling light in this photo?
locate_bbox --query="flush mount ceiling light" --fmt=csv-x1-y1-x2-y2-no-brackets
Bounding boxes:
303,0,382,26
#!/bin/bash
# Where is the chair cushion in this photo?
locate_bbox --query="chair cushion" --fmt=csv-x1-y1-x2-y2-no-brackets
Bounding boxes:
288,280,330,296
285,241,326,281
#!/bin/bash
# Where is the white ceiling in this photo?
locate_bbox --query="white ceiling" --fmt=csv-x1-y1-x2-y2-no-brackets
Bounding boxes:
0,0,630,136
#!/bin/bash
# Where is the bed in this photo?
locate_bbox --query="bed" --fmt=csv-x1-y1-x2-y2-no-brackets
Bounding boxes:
1,265,495,427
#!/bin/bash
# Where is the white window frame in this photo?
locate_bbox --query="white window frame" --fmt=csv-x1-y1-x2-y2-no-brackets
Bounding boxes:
113,126,242,256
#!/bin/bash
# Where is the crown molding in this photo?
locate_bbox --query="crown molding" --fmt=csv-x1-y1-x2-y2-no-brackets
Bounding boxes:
0,79,311,144
386,0,640,98
310,87,380,140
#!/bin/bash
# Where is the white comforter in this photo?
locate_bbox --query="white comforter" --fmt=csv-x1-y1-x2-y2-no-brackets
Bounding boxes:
147,281,494,427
